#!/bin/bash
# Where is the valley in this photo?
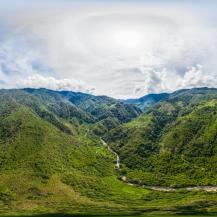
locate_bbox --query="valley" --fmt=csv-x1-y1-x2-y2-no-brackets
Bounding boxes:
102,138,217,192
1,88,217,215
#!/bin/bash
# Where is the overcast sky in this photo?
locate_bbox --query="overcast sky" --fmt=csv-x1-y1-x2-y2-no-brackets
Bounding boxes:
0,0,217,98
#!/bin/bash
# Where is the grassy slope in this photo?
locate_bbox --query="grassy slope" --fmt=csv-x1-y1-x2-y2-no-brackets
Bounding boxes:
0,90,150,215
1,88,217,215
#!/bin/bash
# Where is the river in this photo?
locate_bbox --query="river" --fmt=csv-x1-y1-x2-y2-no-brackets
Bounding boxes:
100,139,217,192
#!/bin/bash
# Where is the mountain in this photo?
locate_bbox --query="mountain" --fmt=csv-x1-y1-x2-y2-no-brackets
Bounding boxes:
106,87,217,187
123,93,170,111
0,88,149,215
1,87,217,215
23,88,141,135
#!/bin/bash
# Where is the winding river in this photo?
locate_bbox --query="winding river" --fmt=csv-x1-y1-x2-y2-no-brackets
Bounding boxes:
101,139,120,169
100,139,217,192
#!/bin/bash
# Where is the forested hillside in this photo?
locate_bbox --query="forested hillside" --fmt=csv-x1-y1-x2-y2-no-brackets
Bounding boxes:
106,88,217,187
1,88,217,215
0,89,147,215
124,92,169,111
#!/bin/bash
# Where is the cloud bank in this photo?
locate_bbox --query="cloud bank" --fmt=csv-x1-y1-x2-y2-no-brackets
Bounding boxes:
16,74,94,93
0,0,217,98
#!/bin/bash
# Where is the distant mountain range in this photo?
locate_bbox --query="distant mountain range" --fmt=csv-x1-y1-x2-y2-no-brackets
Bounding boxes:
123,92,170,111
124,87,217,111
1,87,217,215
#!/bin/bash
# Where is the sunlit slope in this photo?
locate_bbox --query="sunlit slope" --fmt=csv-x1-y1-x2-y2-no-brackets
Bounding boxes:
2,88,217,214
0,89,149,214
106,88,217,186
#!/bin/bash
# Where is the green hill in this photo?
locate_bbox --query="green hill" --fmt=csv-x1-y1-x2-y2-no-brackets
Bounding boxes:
0,89,151,215
106,88,217,187
124,92,169,111
1,88,217,215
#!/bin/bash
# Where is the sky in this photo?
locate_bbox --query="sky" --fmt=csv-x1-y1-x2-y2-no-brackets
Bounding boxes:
0,0,217,99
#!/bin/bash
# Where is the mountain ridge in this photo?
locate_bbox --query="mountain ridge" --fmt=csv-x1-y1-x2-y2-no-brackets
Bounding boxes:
1,87,217,215
106,87,217,187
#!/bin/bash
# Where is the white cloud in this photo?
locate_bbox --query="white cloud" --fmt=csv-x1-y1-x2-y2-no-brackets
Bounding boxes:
16,74,94,93
1,1,217,98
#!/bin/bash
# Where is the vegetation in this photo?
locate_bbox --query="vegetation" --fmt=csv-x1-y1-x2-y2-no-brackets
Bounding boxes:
106,88,217,187
124,92,169,111
1,88,217,215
